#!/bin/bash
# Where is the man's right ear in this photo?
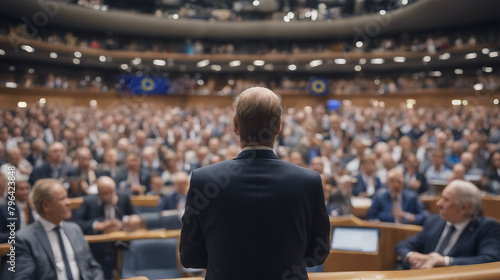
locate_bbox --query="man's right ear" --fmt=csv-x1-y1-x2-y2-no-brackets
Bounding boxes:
233,115,239,136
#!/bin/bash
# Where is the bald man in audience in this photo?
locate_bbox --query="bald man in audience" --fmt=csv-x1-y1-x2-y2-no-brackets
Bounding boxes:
160,171,190,211
396,180,500,269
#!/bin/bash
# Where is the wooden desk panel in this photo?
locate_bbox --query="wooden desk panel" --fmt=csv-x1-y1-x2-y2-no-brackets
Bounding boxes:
69,195,160,209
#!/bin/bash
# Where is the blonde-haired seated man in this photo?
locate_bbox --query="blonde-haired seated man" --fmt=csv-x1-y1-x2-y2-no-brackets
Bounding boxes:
15,179,104,280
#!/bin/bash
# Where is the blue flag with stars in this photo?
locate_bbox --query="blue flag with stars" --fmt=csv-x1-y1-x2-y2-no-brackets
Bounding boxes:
130,76,167,95
309,78,328,96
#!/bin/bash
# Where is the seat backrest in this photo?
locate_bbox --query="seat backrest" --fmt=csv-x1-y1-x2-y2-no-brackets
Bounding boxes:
160,214,183,230
130,238,178,270
139,212,161,230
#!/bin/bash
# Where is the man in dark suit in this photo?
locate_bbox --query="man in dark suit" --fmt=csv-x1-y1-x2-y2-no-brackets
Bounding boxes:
396,180,500,269
15,179,103,280
29,142,77,186
159,171,189,211
352,153,383,197
114,151,151,195
180,87,330,280
68,147,110,188
72,176,137,280
485,150,500,194
0,181,34,243
367,168,424,225
26,138,46,168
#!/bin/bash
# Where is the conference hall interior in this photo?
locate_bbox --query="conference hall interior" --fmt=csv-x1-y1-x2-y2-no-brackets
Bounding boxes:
0,0,499,279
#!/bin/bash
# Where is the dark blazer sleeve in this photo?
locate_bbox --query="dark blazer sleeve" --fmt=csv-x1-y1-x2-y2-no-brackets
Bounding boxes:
367,191,393,222
305,173,331,265
72,196,104,235
453,218,500,266
179,169,208,268
395,218,433,268
66,223,105,280
14,230,37,280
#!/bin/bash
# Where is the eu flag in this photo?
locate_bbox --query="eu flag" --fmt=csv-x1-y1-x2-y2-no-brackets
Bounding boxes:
309,78,329,96
130,76,168,95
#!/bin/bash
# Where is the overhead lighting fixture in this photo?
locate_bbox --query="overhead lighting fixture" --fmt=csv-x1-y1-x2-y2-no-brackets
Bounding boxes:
462,100,468,106
247,65,255,71
211,64,221,71
153,59,166,66
287,12,294,19
28,68,34,74
309,60,323,67
465,53,477,59
283,16,290,22
95,76,102,82
132,58,141,65
6,82,17,88
172,14,179,19
49,52,57,59
229,60,241,67
39,98,46,104
74,51,82,58
73,58,80,65
451,100,461,106
370,58,385,64
482,48,490,55
402,0,408,5
253,60,265,66
356,41,363,48
17,101,27,108
454,69,463,75
430,71,442,77
489,51,499,58
393,56,406,63
354,65,362,72
99,55,106,62
334,58,347,64
494,99,499,105
0,49,5,55
473,83,483,91
264,64,274,71
379,101,385,108
422,56,431,63
253,0,260,6
21,45,34,53
438,53,450,60
288,64,297,71
90,100,98,107
379,10,386,15
483,67,493,73
120,64,129,70
406,99,416,105
359,58,367,65
197,60,210,67
197,79,204,86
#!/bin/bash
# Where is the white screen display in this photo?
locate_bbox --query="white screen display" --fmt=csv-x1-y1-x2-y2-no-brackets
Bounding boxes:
331,227,379,253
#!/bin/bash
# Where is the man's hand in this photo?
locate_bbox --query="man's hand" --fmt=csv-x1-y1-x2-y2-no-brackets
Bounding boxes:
94,219,123,233
408,252,445,269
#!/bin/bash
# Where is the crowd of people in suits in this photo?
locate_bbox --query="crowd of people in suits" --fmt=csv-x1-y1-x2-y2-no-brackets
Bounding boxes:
0,100,499,278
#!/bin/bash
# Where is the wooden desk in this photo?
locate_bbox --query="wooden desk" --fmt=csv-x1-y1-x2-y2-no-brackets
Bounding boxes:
0,243,10,257
420,195,500,221
325,215,421,272
69,195,160,209
85,229,180,243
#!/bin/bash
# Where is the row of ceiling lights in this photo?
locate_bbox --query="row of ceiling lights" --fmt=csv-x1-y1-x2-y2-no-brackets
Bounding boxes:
1,45,498,72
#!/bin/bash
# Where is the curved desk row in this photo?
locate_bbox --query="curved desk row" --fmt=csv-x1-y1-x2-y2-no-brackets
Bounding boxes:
69,195,160,209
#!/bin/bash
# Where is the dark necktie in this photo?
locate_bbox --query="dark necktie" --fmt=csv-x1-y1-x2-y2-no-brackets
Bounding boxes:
437,225,456,255
54,226,74,280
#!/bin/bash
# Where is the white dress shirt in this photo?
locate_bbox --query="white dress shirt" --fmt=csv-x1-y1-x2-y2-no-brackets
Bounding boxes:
435,219,470,256
39,217,80,280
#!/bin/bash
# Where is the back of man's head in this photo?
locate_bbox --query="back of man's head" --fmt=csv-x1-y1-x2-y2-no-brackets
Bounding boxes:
233,87,282,148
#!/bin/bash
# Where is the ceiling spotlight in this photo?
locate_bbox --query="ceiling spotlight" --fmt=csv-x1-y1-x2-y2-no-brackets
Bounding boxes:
229,60,241,67
0,49,5,55
454,69,463,75
197,60,210,68
153,59,166,66
354,65,362,72
132,58,141,65
73,58,80,65
309,60,323,67
393,56,406,63
438,53,450,60
334,58,347,64
370,58,385,64
288,64,297,71
356,41,363,48
489,51,499,58
422,56,431,63
253,60,265,66
74,51,82,58
50,52,58,59
120,64,129,70
99,55,106,62
465,53,477,60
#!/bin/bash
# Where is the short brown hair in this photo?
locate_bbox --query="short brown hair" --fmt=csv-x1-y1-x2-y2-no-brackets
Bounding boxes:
234,87,282,146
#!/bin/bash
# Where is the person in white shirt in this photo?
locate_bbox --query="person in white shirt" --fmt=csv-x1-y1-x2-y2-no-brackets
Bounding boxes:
15,179,103,280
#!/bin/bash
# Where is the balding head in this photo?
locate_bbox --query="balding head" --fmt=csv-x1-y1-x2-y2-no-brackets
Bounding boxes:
97,176,117,205
233,87,282,148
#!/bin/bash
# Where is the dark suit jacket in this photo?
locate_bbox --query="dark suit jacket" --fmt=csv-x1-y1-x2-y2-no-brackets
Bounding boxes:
180,149,331,280
328,191,351,216
395,214,500,268
352,173,383,197
29,162,77,185
367,189,424,225
72,191,136,235
0,202,35,243
66,168,111,184
26,152,46,168
114,167,151,194
15,220,104,280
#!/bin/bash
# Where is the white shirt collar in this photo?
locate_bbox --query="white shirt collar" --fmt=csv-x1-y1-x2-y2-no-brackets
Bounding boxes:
38,215,63,233
242,146,273,151
448,218,471,233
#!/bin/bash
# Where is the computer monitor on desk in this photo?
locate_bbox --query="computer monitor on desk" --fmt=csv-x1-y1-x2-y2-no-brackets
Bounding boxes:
331,227,380,253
